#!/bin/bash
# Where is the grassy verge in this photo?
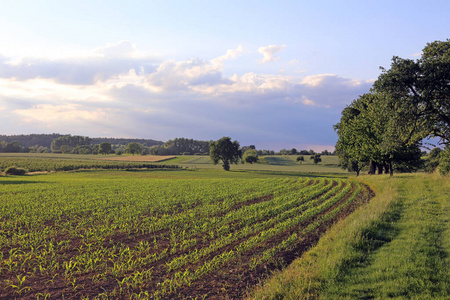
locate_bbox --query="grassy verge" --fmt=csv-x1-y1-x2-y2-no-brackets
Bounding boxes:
248,173,450,299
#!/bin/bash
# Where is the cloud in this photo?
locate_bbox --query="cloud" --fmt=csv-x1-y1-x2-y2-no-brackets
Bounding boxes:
258,44,286,63
0,42,373,150
0,41,159,85
211,45,244,66
95,41,137,58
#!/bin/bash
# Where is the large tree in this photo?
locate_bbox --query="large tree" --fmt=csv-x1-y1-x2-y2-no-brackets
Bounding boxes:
125,142,142,155
209,137,242,171
98,142,112,155
373,39,450,147
335,40,450,176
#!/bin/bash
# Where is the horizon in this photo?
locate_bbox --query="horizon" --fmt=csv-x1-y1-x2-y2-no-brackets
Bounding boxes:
0,1,449,152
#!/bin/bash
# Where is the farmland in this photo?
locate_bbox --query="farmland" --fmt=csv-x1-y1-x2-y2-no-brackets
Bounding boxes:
0,164,369,299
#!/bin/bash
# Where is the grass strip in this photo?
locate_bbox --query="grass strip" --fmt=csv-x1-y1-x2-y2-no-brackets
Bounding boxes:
248,174,450,300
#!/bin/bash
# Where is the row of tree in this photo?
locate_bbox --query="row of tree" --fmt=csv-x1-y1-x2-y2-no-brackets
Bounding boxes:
335,40,450,176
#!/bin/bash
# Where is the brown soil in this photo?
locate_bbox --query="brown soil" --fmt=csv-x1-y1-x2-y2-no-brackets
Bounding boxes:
0,182,373,300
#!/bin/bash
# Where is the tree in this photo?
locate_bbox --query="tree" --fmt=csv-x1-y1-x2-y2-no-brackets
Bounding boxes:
373,39,450,147
439,147,450,175
98,142,112,155
296,156,304,164
243,149,259,164
126,142,142,155
209,137,242,171
5,141,21,153
310,154,322,165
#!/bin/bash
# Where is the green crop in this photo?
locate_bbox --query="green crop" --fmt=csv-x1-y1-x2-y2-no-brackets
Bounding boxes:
0,169,365,299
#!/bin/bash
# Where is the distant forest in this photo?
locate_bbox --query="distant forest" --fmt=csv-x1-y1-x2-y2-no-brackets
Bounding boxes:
0,134,333,157
0,134,163,149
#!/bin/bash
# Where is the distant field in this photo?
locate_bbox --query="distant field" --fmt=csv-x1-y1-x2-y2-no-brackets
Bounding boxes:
0,169,368,299
165,155,347,174
0,153,347,174
0,153,179,172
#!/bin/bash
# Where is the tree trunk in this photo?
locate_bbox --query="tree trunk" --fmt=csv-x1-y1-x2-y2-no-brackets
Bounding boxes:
388,161,393,177
368,160,376,175
377,164,383,175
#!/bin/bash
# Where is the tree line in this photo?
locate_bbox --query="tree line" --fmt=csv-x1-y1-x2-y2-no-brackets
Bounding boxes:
335,39,450,176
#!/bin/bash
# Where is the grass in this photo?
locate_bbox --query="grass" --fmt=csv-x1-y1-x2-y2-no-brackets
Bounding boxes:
248,173,450,299
164,155,347,174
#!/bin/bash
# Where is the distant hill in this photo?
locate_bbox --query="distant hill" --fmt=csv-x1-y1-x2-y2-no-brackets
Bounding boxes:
0,134,163,148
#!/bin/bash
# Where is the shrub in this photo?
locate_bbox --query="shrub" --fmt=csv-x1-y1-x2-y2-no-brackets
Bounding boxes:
439,148,450,176
4,166,28,175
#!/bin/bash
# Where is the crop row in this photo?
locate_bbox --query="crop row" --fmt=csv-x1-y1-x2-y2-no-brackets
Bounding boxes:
0,171,364,299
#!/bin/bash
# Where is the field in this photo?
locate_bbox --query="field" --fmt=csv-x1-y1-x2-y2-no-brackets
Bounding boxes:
163,155,347,174
1,153,448,299
0,164,369,299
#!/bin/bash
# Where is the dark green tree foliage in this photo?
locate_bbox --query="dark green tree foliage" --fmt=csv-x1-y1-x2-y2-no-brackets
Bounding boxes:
98,142,112,155
149,138,210,155
243,149,259,164
51,135,92,152
126,142,142,155
72,145,93,154
310,154,322,165
335,39,450,176
210,137,242,171
296,156,304,164
439,147,450,175
5,141,21,153
373,39,450,147
423,148,442,173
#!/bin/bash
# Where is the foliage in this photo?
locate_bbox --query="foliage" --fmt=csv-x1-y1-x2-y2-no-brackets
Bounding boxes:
243,149,259,164
423,148,442,173
209,137,242,170
71,145,93,155
335,39,450,176
373,39,450,147
438,147,450,175
310,154,322,165
4,166,27,175
125,142,142,155
98,142,112,155
296,156,304,164
51,135,92,152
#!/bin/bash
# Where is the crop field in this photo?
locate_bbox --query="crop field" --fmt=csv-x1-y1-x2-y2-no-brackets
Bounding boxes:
0,169,370,299
0,154,179,173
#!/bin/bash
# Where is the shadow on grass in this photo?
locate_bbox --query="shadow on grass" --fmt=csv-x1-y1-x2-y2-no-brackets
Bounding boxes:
337,192,404,277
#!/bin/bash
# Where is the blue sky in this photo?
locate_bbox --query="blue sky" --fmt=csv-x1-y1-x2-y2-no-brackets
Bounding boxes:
0,0,448,151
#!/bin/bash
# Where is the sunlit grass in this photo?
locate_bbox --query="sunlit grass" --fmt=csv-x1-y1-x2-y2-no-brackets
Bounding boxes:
248,174,450,299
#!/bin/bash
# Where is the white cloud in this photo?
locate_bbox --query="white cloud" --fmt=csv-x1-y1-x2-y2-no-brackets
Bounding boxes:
95,41,137,58
258,44,286,63
0,42,373,149
211,45,244,66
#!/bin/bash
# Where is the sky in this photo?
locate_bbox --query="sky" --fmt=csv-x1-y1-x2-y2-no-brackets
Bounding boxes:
0,0,449,151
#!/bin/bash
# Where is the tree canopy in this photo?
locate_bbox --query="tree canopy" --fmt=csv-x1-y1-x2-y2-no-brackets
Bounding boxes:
209,137,242,171
335,39,450,176
243,149,259,164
